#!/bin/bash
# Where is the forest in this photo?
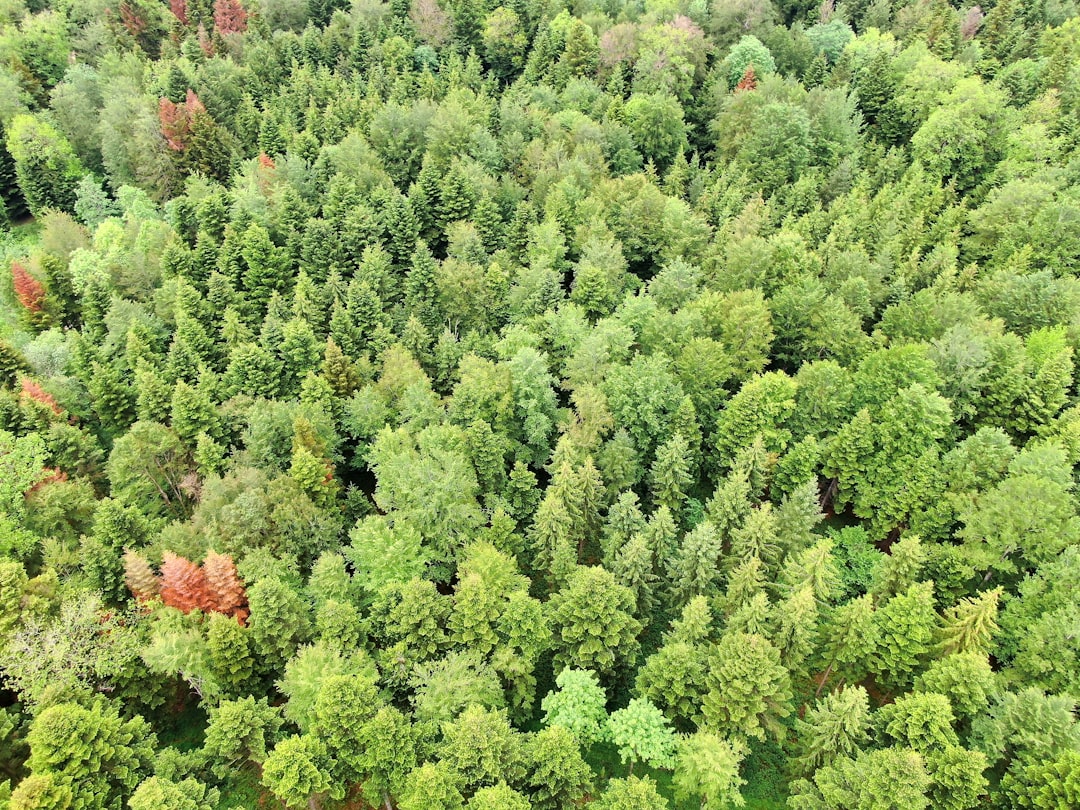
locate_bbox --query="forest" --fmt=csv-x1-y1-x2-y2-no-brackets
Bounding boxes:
1,0,1080,806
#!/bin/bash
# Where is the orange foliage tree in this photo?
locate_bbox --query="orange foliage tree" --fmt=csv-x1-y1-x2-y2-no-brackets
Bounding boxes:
159,551,210,612
12,261,46,312
202,549,249,621
136,550,249,622
213,0,247,34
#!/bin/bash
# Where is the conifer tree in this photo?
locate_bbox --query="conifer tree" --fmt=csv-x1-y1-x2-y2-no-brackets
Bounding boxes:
159,552,210,613
702,632,792,741
123,550,159,603
793,686,871,775
937,588,1001,657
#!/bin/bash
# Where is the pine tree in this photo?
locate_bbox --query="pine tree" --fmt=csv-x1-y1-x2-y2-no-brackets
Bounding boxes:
793,686,871,776
937,588,1001,657
871,534,926,603
437,164,475,229
613,533,659,617
816,594,878,696
474,193,504,255
702,632,792,741
774,586,819,678
649,433,693,514
668,522,724,606
873,581,938,692
207,611,254,694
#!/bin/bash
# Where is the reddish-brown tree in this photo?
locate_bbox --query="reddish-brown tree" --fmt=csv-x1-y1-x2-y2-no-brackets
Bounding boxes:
735,64,757,92
202,550,248,622
159,90,207,152
160,552,211,612
213,0,247,35
19,379,63,416
124,550,160,603
119,1,148,38
12,261,46,313
169,0,189,24
197,23,214,55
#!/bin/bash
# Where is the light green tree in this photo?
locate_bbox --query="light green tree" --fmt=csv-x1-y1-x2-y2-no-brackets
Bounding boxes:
608,698,678,773
673,731,747,809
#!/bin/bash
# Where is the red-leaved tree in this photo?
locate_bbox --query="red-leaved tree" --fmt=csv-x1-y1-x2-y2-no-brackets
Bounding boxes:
735,64,757,93
12,261,46,313
202,550,248,622
159,89,208,151
119,1,148,38
19,378,63,415
160,552,211,612
213,0,247,35
169,0,188,25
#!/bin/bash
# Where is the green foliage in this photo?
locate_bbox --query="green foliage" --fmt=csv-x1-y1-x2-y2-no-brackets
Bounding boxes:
547,566,642,675
19,702,155,810
1,2,1078,807
541,668,609,747
702,632,792,742
607,698,677,771
672,731,746,809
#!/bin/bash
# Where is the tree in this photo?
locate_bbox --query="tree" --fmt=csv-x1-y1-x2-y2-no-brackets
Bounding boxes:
438,705,527,792
592,776,670,810
541,668,609,747
702,632,792,741
924,746,987,810
722,36,775,88
398,763,465,810
876,692,959,754
525,725,593,810
910,78,1010,192
672,732,746,810
202,550,248,620
483,7,528,80
246,577,312,672
261,735,341,810
914,653,996,724
213,0,248,34
624,93,687,171
206,613,255,697
106,422,194,520
547,566,642,675
5,115,82,215
1000,748,1080,809
817,594,878,694
937,588,1001,657
129,777,219,810
277,642,375,732
789,747,932,810
160,552,210,613
872,582,938,691
608,698,677,773
123,549,159,603
18,702,155,810
794,687,870,776
351,707,418,810
310,674,382,783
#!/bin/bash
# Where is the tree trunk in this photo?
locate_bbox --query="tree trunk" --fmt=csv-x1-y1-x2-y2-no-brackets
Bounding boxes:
814,660,836,699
